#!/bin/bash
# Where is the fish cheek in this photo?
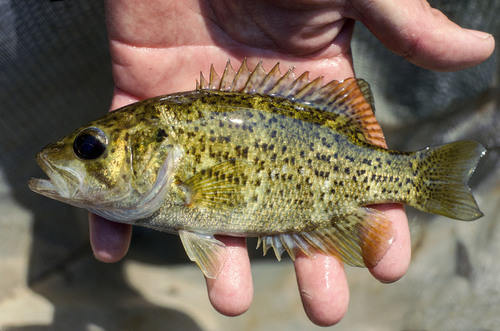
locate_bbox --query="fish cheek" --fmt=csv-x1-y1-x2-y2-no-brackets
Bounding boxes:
84,161,118,192
82,142,131,193
129,131,174,195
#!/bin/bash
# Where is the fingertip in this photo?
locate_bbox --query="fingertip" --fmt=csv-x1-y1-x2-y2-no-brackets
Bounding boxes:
294,254,349,326
405,14,495,71
89,213,132,263
354,0,495,71
415,24,496,71
466,28,494,41
464,28,496,63
369,204,411,283
205,236,253,316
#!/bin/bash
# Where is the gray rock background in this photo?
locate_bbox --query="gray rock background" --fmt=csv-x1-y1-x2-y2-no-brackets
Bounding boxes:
0,0,498,329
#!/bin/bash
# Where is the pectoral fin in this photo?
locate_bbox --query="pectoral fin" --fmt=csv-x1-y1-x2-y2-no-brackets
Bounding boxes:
180,160,252,209
179,230,227,279
257,207,395,268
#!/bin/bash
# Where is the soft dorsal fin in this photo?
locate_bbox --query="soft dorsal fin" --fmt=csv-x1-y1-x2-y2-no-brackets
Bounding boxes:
197,60,386,148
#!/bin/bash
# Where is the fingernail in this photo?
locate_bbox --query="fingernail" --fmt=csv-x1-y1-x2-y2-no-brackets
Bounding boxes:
467,29,492,40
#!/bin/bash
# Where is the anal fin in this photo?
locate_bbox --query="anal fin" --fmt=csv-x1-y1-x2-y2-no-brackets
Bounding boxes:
179,230,227,279
257,207,395,268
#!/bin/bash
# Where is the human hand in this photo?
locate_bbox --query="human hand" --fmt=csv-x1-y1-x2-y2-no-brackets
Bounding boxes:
91,0,494,326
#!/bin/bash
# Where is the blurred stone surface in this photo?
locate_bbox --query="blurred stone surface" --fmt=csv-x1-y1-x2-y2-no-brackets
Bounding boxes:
0,0,499,330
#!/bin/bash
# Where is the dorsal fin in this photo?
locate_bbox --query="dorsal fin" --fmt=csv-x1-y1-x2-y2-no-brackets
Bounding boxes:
197,60,386,148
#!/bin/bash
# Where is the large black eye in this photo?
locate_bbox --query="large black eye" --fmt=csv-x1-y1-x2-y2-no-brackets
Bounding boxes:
73,127,108,160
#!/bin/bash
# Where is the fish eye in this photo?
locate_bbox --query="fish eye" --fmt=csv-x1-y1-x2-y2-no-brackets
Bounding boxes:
73,127,108,160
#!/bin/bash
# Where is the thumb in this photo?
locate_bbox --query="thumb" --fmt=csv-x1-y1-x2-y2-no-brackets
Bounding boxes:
350,0,495,71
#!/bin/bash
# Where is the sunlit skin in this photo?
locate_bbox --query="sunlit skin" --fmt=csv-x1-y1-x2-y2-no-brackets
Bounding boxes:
89,0,494,326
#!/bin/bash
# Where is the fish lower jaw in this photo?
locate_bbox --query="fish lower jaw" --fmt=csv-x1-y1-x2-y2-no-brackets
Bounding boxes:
28,177,74,200
33,153,81,200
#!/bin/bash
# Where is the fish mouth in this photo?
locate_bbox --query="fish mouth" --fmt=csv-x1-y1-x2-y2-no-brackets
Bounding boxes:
28,152,81,203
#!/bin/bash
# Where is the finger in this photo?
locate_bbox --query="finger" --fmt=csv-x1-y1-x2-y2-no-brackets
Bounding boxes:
110,87,141,111
205,236,253,316
89,213,132,262
350,0,495,71
294,253,349,326
368,203,411,282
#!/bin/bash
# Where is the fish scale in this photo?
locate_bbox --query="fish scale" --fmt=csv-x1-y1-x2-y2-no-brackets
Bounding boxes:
29,60,485,278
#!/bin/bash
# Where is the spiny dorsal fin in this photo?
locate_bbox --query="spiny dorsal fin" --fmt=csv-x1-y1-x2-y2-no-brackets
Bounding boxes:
197,60,386,148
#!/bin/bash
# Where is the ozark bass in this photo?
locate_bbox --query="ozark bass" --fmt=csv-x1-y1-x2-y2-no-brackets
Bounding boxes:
29,60,485,278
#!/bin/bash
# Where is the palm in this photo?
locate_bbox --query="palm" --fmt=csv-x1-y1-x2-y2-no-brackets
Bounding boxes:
105,0,357,103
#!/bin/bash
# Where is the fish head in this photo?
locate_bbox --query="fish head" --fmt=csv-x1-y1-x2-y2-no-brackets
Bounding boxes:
29,112,180,221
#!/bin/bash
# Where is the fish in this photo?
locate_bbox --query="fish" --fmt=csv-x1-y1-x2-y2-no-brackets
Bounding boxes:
29,60,486,278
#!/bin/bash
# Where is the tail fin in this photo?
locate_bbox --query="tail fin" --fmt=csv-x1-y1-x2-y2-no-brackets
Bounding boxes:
412,141,486,221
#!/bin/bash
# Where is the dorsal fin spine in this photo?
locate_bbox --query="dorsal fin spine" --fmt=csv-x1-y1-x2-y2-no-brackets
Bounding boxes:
268,67,295,96
242,61,263,93
198,72,207,90
256,62,281,93
230,58,248,91
209,64,220,90
218,60,234,91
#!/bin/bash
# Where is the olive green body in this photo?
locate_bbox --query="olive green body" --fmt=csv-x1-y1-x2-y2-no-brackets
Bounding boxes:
127,90,413,235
